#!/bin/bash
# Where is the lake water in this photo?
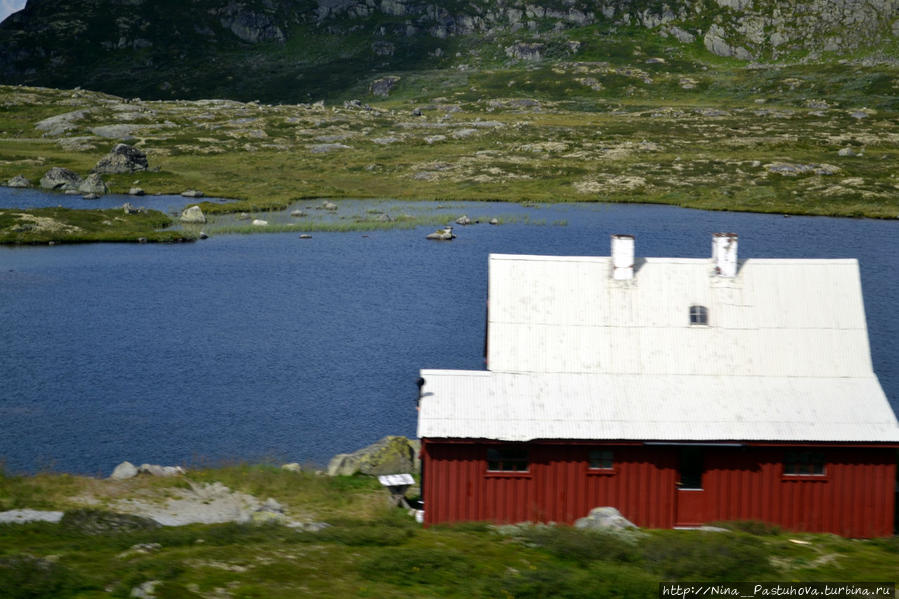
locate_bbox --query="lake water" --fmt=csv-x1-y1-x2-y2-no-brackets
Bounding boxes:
2,196,898,474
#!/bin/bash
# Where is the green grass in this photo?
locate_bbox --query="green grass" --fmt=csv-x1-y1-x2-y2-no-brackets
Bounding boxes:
0,207,192,244
0,466,897,598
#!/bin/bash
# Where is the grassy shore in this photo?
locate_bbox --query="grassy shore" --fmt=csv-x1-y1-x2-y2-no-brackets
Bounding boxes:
0,207,194,244
1,465,897,598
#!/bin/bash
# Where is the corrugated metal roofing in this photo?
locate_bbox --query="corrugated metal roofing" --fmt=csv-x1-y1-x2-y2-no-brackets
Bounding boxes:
417,370,899,443
418,251,899,443
487,255,872,377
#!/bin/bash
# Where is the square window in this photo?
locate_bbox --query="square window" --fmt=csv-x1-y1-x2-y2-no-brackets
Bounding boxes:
588,449,613,470
784,451,825,476
487,447,529,472
689,305,709,326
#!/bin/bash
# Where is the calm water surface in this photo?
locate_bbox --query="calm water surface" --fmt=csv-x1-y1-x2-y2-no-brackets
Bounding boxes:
1,200,897,474
0,186,234,214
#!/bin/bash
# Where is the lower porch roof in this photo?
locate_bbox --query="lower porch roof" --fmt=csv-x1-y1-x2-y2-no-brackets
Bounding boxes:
416,370,899,444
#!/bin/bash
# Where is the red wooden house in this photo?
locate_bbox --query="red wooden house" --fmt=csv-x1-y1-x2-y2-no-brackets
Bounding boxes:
417,234,899,537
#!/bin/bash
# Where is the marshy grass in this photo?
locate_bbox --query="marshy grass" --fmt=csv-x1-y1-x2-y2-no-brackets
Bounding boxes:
0,207,194,244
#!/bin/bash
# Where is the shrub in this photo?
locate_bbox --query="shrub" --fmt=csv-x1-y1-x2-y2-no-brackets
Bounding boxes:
498,561,656,599
310,522,415,546
867,535,899,554
358,547,476,588
710,520,782,536
431,520,493,533
516,526,640,565
0,555,89,598
640,531,775,580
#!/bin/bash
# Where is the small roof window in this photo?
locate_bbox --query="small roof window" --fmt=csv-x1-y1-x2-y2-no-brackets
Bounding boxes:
689,305,708,326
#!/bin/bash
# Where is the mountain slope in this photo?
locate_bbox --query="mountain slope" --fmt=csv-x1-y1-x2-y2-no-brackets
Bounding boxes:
0,0,897,102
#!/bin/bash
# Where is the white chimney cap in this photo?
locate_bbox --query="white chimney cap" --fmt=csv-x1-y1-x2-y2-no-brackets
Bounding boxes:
611,234,635,280
712,233,738,277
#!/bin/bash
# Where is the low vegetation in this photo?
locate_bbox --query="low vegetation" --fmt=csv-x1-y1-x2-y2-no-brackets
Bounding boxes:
1,22,898,245
0,207,192,244
0,465,896,598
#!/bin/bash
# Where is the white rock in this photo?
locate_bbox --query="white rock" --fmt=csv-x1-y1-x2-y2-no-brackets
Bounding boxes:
130,580,160,599
110,461,139,480
251,219,268,226
138,464,185,477
180,205,206,223
426,226,456,241
0,509,64,524
574,506,638,530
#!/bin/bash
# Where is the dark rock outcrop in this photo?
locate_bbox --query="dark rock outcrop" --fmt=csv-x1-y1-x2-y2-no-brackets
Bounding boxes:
94,144,148,174
0,0,897,102
221,4,286,43
60,509,160,534
370,75,400,97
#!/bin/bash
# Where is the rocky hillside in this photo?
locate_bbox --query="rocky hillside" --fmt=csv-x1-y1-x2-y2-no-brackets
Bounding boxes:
1,0,897,101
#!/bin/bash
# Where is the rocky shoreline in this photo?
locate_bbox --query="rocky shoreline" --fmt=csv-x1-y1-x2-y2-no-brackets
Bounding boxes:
0,436,420,529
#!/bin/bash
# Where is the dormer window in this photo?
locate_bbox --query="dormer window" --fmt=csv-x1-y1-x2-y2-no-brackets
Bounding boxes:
689,305,708,326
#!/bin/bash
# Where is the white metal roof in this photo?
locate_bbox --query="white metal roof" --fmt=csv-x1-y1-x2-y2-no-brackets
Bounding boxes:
418,251,899,443
417,370,899,443
487,255,872,377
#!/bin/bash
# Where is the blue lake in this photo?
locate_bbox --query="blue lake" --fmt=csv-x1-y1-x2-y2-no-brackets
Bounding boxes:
1,199,898,474
0,186,233,216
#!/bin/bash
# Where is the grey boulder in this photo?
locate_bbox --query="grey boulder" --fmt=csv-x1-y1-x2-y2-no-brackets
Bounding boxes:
370,75,401,97
40,167,83,192
78,173,109,195
7,175,31,188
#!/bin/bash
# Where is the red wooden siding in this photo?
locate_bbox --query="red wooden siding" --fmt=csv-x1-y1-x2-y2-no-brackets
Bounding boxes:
421,440,897,538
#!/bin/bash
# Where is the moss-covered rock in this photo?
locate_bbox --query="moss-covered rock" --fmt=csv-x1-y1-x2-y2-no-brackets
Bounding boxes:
327,436,418,476
60,509,160,535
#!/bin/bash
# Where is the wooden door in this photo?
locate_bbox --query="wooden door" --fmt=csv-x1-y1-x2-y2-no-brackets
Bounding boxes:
675,447,706,526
